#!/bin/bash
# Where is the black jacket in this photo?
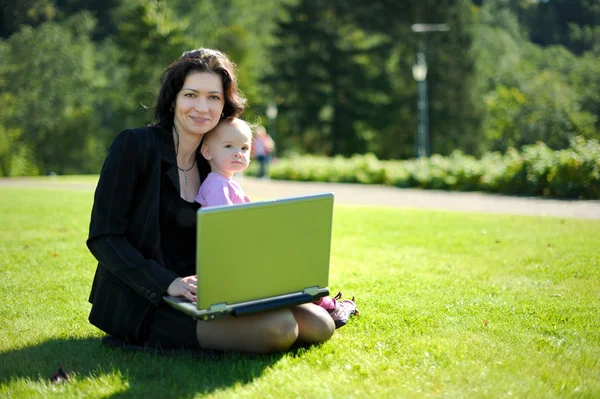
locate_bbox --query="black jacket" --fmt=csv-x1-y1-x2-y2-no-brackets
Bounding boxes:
87,125,207,340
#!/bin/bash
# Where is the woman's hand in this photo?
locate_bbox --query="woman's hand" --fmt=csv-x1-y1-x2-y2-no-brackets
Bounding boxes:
167,275,197,302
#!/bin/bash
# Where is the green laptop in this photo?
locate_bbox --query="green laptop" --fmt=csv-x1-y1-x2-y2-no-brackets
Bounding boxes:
163,192,333,320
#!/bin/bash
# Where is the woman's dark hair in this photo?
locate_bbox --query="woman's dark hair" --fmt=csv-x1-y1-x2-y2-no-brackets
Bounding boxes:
153,48,247,128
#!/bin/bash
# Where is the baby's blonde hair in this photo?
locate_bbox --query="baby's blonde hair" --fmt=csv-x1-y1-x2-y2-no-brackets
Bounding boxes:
202,117,253,146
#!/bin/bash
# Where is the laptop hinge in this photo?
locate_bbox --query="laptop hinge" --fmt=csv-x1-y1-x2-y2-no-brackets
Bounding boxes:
209,303,228,312
303,286,319,296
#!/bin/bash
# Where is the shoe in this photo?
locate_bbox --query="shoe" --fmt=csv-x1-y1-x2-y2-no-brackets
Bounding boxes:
328,292,358,329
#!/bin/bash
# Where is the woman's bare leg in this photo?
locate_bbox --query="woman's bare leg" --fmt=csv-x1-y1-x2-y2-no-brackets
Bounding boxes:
196,308,299,353
195,304,335,353
291,303,335,344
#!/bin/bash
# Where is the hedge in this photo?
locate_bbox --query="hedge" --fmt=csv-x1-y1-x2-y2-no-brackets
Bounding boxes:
247,137,599,200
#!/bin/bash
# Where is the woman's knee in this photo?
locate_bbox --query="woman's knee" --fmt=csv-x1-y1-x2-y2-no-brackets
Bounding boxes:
256,309,299,352
196,308,299,353
292,304,335,344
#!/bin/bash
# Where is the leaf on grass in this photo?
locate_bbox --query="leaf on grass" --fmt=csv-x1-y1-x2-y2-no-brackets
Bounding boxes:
49,365,71,384
482,319,489,326
52,253,58,257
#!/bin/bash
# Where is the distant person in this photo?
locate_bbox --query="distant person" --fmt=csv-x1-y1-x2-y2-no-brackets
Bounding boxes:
195,118,252,207
252,125,275,179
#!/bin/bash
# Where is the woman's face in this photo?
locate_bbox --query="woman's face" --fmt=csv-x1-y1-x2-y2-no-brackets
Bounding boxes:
174,71,225,138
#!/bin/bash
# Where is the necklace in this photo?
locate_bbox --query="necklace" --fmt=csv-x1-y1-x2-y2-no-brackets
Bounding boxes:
173,124,196,187
178,159,196,186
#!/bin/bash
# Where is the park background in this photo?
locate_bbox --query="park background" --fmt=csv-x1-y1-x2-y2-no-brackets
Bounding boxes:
1,0,599,199
1,2,600,398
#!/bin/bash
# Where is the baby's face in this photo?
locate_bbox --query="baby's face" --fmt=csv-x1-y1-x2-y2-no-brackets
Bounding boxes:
206,123,252,177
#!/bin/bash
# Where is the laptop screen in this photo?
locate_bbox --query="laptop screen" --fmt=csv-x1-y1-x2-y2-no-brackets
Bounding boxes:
195,193,333,310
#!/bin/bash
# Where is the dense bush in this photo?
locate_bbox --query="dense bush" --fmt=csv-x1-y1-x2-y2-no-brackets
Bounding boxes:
248,137,600,199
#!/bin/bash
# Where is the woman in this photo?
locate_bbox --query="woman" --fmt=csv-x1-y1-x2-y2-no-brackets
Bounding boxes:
87,48,335,353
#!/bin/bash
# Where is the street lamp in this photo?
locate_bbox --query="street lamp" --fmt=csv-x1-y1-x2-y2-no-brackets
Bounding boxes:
266,102,278,142
412,52,429,158
411,23,449,158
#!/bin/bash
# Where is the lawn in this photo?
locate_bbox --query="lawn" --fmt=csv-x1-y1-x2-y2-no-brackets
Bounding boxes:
0,181,599,398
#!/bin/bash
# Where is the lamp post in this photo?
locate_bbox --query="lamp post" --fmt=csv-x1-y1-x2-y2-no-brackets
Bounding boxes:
411,23,449,158
412,52,429,158
266,102,278,144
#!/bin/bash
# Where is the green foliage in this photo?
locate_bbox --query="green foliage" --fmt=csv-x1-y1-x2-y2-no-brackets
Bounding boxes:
426,0,485,156
268,0,484,158
111,0,192,129
484,86,527,148
474,2,600,154
268,0,390,156
0,124,39,177
258,137,600,199
0,0,598,177
0,78,33,176
484,70,597,151
53,0,122,39
170,0,290,123
572,51,600,132
521,0,600,55
0,0,56,38
0,13,106,174
547,137,600,199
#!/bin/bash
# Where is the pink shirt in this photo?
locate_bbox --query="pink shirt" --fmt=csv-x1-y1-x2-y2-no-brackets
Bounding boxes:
195,172,251,207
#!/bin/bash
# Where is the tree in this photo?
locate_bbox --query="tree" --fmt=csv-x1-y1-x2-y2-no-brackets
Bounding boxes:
474,1,599,152
0,14,105,174
268,0,484,158
53,0,123,40
170,0,291,123
110,0,193,130
522,0,600,55
571,51,600,132
0,0,56,38
267,0,392,156
109,0,285,129
424,0,484,155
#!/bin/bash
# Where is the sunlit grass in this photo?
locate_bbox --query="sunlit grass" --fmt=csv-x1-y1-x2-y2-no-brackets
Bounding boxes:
0,184,598,398
1,175,99,185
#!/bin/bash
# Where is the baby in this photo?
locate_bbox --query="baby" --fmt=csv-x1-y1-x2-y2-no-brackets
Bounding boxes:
195,118,252,207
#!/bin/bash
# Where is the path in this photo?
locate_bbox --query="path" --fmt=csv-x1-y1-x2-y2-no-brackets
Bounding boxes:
2,177,599,220
239,177,600,220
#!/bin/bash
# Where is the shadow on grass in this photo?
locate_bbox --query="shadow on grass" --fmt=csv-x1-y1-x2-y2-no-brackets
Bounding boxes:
0,336,289,397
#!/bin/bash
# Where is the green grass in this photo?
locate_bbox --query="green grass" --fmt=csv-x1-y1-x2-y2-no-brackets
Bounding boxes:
0,181,599,398
2,175,100,185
